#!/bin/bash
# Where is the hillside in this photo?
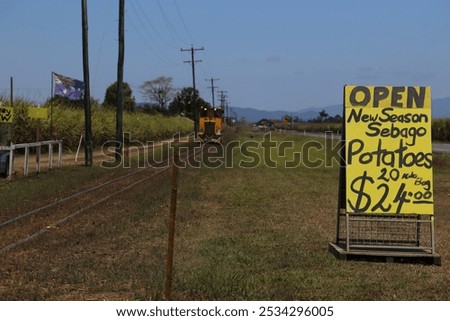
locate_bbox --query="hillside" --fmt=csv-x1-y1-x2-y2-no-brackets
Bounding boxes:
232,96,450,122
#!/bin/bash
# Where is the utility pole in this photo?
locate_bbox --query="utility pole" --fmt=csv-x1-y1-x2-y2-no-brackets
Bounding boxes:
116,0,125,162
81,0,93,166
225,101,230,124
205,78,219,108
181,45,203,136
217,90,227,109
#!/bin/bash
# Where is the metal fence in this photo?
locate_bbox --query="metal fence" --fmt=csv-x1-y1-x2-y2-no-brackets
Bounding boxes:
1,140,63,180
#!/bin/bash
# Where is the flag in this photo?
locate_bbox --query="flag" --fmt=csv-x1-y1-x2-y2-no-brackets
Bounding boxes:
53,72,84,100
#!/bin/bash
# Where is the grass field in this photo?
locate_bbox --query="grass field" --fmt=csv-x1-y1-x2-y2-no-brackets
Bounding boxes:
1,129,449,300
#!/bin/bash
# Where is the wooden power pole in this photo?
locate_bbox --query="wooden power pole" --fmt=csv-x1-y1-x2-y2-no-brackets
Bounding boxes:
218,90,227,109
81,0,93,166
206,78,219,108
181,45,203,137
116,0,125,162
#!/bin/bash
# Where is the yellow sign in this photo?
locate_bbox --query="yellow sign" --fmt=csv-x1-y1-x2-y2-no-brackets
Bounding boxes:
344,85,433,215
0,107,14,123
28,107,49,119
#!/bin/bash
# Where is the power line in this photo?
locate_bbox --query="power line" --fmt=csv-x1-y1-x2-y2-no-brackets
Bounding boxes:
126,10,176,66
132,0,178,49
172,0,196,44
92,0,113,93
127,0,181,66
156,0,185,46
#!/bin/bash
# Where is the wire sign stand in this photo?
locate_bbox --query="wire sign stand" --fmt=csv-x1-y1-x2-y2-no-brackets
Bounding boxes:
329,85,441,265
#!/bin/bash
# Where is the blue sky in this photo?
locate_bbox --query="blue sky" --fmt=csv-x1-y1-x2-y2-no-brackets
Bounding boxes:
1,0,449,112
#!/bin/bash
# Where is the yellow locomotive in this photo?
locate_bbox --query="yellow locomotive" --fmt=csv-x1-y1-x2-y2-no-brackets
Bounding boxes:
198,105,224,143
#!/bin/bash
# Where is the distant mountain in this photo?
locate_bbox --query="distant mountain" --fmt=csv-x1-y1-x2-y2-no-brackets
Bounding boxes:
231,96,450,122
230,105,341,123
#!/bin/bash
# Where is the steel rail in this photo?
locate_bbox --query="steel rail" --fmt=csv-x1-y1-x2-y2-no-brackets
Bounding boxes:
0,138,184,228
0,139,180,228
0,166,153,229
0,166,170,254
0,145,204,254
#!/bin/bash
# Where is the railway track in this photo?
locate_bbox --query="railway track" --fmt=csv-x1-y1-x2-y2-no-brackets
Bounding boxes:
0,144,203,255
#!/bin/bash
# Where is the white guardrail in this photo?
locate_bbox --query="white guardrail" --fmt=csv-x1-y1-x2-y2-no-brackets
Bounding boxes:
1,140,63,180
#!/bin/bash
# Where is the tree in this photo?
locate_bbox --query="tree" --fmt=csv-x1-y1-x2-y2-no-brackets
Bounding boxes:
332,114,342,123
319,110,329,122
168,87,210,119
103,81,136,112
140,76,176,110
256,118,272,127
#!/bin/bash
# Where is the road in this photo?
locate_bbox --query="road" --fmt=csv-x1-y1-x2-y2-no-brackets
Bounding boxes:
297,131,450,154
432,143,450,153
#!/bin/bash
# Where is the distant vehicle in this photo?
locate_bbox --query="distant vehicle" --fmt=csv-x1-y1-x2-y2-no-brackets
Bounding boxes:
198,106,224,143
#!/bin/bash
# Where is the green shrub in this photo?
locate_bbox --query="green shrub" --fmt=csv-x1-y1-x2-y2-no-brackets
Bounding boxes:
432,119,450,141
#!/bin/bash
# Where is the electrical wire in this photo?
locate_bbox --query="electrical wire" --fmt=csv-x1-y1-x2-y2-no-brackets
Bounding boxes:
132,0,178,50
171,0,219,94
172,0,196,44
92,0,113,94
127,4,177,66
129,0,218,98
155,0,185,46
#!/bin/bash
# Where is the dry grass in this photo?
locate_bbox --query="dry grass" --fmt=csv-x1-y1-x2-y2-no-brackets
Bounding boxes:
0,131,449,300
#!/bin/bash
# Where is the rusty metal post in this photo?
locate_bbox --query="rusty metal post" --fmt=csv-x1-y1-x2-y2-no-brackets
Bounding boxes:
164,149,180,300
